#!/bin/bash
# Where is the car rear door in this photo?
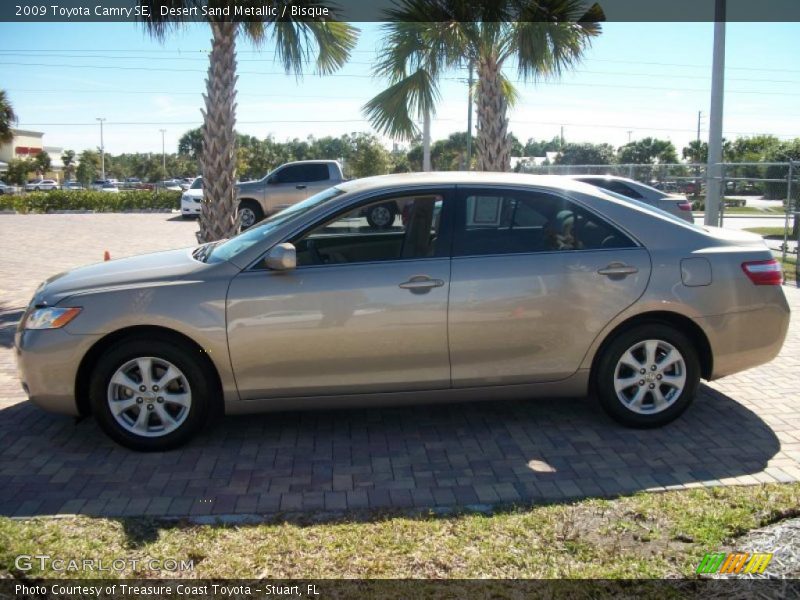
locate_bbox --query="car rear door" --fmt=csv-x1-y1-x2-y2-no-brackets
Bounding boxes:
448,186,651,386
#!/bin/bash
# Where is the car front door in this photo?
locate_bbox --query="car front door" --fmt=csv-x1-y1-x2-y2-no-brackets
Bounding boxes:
268,164,331,211
226,189,454,399
448,186,651,387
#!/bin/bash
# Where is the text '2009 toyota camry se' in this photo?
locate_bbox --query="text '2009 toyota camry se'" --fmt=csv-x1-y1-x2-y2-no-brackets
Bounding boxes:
16,173,790,451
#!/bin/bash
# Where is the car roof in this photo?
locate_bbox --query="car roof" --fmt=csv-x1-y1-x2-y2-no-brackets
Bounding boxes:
335,172,603,195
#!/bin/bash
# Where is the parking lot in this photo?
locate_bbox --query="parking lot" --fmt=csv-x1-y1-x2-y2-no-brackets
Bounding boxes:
0,213,799,518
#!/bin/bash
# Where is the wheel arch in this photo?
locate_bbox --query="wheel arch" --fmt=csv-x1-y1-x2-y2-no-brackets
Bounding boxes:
75,325,224,417
588,311,713,392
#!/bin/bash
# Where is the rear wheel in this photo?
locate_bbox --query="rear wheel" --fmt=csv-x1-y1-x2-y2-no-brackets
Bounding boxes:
238,200,264,230
595,323,700,428
366,203,397,229
89,337,215,451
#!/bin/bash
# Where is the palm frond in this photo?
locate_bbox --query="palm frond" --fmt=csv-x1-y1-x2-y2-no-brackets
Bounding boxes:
362,70,439,141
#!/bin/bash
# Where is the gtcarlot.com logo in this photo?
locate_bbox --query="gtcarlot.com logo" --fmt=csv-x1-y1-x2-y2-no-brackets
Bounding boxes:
15,554,194,573
696,552,773,575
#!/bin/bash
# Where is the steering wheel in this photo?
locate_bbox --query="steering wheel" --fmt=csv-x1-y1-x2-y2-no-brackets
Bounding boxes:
306,238,325,264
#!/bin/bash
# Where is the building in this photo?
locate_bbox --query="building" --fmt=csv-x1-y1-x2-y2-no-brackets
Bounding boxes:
0,129,63,178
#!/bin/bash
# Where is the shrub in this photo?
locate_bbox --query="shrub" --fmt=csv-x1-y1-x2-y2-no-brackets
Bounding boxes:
0,190,181,213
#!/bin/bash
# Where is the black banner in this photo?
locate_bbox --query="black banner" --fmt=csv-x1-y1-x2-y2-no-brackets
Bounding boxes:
4,579,800,600
2,0,800,23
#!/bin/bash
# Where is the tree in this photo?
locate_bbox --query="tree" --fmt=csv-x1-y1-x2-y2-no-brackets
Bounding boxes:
76,150,100,185
33,150,51,176
363,1,603,172
345,132,391,178
141,3,358,242
5,159,33,185
0,89,17,144
523,136,561,156
618,137,678,164
555,142,615,165
61,150,76,181
178,127,204,161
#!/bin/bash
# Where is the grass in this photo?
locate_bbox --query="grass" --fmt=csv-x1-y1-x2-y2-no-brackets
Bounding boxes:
744,227,792,238
1,483,799,579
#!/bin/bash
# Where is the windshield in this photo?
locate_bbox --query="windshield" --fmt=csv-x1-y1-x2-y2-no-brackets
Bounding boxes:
206,186,345,263
190,178,203,190
600,189,702,229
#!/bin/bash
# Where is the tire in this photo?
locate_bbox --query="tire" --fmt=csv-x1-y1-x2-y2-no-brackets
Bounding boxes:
89,336,216,451
366,203,397,229
238,200,264,230
595,323,700,428
35,186,41,191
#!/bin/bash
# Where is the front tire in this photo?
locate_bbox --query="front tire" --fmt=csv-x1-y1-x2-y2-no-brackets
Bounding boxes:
238,200,264,230
89,336,216,451
595,323,700,428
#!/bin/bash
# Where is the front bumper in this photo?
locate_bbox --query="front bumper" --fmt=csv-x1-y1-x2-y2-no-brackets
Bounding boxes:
15,327,99,416
181,198,201,215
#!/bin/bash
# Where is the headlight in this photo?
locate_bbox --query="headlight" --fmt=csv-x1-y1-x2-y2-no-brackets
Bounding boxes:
23,307,82,330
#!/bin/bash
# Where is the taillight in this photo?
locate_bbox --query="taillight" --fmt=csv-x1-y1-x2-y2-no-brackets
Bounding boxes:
741,259,783,285
678,201,692,211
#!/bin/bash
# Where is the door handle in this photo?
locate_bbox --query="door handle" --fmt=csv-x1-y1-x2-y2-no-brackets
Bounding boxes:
296,184,307,190
597,263,639,277
399,276,445,292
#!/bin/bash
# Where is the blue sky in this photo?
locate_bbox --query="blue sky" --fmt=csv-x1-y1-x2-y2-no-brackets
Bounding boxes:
0,21,798,156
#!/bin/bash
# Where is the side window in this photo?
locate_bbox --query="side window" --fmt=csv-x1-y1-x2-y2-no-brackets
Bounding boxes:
293,194,445,266
454,190,635,257
274,164,329,184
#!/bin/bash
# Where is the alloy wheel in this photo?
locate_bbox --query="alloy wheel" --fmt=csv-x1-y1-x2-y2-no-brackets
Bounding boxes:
613,339,687,415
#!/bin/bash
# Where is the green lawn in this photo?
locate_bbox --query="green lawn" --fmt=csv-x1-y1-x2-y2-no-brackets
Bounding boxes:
2,484,798,579
744,227,790,238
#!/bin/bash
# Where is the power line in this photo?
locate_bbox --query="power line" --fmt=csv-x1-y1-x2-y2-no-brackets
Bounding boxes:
2,60,798,97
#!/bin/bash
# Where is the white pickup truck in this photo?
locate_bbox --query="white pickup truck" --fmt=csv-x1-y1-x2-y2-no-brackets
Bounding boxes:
236,160,346,228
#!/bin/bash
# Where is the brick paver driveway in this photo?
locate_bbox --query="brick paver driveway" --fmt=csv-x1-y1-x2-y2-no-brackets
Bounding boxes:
1,213,798,518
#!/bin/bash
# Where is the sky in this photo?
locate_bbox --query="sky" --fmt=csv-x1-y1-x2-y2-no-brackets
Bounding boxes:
0,21,798,157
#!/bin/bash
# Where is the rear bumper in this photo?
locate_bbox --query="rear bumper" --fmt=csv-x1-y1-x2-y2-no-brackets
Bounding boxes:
15,328,98,416
696,291,791,380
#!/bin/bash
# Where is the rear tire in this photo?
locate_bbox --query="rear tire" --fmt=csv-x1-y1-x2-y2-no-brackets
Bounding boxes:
238,200,264,230
89,336,216,451
595,323,700,428
366,203,397,229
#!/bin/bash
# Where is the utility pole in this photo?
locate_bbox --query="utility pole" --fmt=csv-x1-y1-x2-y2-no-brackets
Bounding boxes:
96,117,106,180
465,60,473,170
159,129,166,174
627,130,633,144
422,110,431,172
696,110,702,145
705,0,726,227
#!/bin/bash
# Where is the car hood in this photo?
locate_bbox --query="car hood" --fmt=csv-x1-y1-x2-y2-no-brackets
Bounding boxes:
36,247,207,305
236,180,262,193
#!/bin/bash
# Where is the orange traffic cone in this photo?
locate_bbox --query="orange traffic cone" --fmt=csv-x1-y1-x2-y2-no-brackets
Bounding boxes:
103,250,110,261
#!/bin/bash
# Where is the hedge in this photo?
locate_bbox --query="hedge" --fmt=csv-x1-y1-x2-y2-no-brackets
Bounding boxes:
0,190,182,213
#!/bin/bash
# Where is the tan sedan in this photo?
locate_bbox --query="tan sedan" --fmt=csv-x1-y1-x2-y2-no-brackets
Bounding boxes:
16,173,790,450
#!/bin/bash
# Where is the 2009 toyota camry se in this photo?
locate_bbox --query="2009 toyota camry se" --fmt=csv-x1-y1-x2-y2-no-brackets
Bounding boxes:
16,173,790,451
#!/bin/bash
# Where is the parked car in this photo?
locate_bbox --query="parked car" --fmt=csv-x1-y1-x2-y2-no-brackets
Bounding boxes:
99,183,119,193
180,177,203,218
157,180,183,192
15,173,789,451
236,160,347,229
567,175,694,223
0,180,20,195
62,181,84,191
24,179,58,192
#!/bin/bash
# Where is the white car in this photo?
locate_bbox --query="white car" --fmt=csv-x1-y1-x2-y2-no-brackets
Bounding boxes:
0,180,20,195
180,176,203,218
99,183,119,193
25,179,58,192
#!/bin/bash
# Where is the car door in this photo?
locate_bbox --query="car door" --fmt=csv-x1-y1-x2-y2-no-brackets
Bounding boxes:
226,189,454,399
268,164,331,210
448,186,651,387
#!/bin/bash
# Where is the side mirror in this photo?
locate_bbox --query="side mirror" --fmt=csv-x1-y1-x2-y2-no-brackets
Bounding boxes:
265,243,296,271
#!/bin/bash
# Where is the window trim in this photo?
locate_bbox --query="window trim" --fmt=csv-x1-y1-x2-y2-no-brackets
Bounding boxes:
452,185,641,258
248,187,456,271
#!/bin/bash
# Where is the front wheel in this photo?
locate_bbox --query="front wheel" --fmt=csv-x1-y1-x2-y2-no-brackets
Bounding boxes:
238,200,264,230
89,337,216,451
595,323,700,428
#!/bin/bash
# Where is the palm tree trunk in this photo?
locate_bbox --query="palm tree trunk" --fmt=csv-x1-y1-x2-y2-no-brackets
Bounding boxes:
199,21,239,243
422,109,432,172
474,57,510,172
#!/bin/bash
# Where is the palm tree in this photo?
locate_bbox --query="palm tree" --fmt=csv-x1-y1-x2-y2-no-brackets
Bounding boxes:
363,1,603,172
0,89,18,144
140,2,358,242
